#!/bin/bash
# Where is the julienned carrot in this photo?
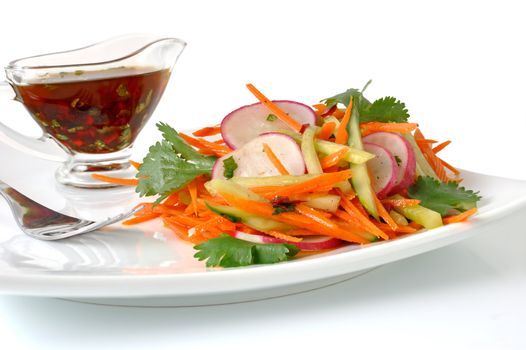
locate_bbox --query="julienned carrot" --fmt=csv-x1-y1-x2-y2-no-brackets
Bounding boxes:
443,207,478,224
267,230,303,242
218,191,369,244
192,126,221,137
250,170,352,197
91,174,139,186
129,160,141,170
320,148,348,169
262,143,290,175
312,103,327,117
336,189,389,240
122,212,160,225
179,133,231,157
163,217,205,244
414,128,449,182
432,140,451,154
381,198,421,208
335,98,353,144
295,203,337,228
375,222,417,234
246,84,303,132
317,122,337,140
373,195,399,231
439,158,461,175
360,122,418,136
187,180,198,216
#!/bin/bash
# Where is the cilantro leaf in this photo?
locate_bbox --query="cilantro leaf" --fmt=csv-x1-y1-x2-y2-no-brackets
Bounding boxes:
360,96,410,123
222,156,238,179
408,176,482,216
136,123,216,201
321,88,364,109
194,234,299,267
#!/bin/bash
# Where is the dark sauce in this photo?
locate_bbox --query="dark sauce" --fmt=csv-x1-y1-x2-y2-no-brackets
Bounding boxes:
14,68,171,154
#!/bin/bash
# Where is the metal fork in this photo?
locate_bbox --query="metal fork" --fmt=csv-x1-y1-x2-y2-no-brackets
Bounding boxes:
0,180,140,241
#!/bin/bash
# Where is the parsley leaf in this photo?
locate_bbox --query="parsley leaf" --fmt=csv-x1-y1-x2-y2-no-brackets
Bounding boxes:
136,122,217,201
222,156,238,179
194,234,299,267
360,96,410,123
408,176,482,216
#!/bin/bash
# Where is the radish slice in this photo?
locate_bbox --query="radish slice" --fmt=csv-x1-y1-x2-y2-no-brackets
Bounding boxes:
230,231,344,251
221,100,316,149
363,142,397,199
363,132,416,194
212,133,305,179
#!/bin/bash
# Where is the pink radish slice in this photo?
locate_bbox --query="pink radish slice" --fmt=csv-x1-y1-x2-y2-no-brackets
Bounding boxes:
229,231,344,251
212,133,305,179
363,132,416,194
221,100,316,149
363,142,398,199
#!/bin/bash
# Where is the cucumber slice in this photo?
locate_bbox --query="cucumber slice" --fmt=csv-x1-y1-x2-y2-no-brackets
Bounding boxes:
205,179,267,202
282,130,374,164
301,126,323,174
347,97,379,219
403,133,438,180
391,195,443,229
206,202,291,232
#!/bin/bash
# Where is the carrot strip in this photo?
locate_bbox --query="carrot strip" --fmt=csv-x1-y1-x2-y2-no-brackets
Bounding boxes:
188,180,198,216
285,228,324,236
375,222,417,234
218,192,368,244
443,207,478,224
163,217,205,244
408,222,423,230
122,212,160,225
129,160,141,170
360,122,418,136
267,230,303,242
381,198,421,209
163,191,182,206
439,158,461,175
192,126,221,137
373,195,399,231
263,143,290,175
91,174,138,186
320,148,348,169
312,103,327,117
295,203,337,228
335,98,353,144
246,84,303,132
251,170,352,198
317,122,337,140
336,189,389,240
414,128,449,182
432,140,451,154
179,133,232,157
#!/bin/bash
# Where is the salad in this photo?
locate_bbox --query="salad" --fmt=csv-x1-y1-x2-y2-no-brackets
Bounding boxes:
95,82,481,267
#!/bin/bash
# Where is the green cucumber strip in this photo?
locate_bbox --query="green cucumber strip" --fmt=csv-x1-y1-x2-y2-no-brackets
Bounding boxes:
205,179,267,202
391,195,443,229
347,97,379,219
281,130,374,164
301,126,323,174
403,133,439,180
206,202,291,232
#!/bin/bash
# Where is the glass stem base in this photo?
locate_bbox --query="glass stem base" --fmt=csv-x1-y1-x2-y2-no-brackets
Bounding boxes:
55,148,136,188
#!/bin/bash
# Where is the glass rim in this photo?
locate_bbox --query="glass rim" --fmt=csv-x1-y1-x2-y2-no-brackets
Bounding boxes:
5,34,186,71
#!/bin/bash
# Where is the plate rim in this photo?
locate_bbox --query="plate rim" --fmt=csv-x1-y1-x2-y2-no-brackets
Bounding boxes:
1,170,525,298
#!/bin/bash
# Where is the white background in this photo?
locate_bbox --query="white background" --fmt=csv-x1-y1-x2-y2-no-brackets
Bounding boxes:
0,0,525,349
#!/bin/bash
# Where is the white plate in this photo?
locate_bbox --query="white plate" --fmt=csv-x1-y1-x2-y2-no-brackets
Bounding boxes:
0,170,525,306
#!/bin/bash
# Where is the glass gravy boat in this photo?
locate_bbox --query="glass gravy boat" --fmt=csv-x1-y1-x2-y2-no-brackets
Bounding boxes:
1,34,186,188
